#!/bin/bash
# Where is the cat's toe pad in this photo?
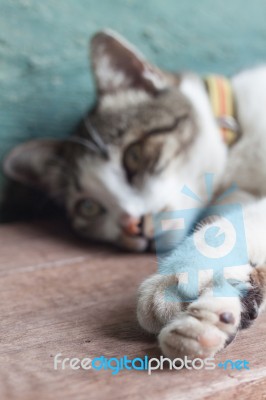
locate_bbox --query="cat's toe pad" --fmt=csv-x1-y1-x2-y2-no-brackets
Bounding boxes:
158,296,241,359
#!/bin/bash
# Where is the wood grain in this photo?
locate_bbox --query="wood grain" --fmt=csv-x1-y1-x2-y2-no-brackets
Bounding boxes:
0,220,265,400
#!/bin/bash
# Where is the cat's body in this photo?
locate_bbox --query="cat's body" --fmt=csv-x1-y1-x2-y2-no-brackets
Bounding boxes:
223,66,266,195
4,30,266,360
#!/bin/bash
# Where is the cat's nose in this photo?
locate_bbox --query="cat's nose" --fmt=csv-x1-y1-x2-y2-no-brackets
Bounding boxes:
120,214,143,236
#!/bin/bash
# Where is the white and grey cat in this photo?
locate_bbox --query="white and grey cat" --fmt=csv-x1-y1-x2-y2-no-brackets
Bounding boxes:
4,30,266,360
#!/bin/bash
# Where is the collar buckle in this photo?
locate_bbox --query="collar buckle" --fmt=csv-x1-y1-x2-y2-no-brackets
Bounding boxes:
216,115,240,134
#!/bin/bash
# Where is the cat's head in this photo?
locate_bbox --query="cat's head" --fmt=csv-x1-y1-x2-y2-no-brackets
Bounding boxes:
4,30,226,252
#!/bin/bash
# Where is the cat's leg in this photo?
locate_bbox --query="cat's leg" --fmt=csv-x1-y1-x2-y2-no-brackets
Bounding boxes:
158,265,266,359
138,270,259,358
137,197,266,358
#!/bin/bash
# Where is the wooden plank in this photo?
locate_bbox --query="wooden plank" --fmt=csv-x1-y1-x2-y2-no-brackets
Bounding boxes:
0,221,265,400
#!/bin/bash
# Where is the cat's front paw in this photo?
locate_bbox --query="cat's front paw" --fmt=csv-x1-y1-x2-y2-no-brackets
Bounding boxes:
159,294,241,359
137,274,183,334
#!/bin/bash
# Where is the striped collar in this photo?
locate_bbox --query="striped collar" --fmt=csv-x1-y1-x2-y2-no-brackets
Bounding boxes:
204,75,241,146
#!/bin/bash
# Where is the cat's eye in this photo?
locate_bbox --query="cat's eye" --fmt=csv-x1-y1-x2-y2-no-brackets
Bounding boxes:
123,143,142,176
75,199,105,218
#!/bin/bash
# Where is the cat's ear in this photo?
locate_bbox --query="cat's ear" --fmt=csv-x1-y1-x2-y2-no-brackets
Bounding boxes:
90,30,170,95
4,139,65,195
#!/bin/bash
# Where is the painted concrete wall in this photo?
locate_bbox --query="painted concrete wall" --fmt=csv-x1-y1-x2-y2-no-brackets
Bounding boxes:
1,0,266,218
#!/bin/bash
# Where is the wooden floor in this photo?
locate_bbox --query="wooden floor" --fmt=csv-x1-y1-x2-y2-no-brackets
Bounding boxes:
0,220,266,400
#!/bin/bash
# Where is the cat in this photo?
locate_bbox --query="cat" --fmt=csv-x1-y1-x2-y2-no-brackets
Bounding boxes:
4,30,266,360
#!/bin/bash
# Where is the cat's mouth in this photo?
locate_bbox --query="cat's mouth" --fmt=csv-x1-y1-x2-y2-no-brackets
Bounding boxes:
117,213,154,252
118,213,166,253
117,206,189,253
118,233,154,252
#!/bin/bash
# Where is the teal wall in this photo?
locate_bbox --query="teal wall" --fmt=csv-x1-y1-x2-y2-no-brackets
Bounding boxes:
1,0,266,219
